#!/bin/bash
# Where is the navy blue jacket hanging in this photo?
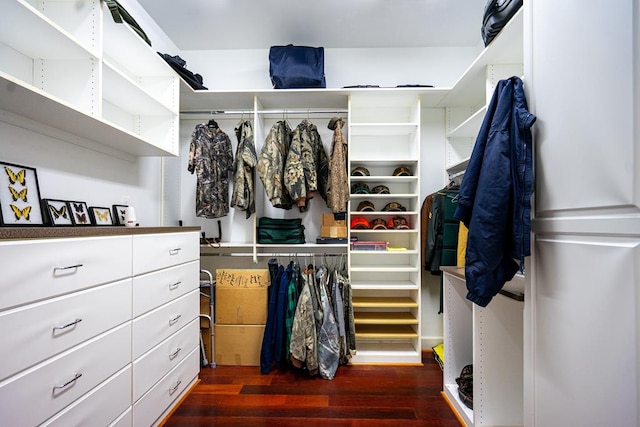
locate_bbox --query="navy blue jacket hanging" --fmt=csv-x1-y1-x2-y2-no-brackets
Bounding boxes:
454,76,536,307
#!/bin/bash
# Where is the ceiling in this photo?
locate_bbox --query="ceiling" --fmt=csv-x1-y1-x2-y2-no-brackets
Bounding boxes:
136,0,486,51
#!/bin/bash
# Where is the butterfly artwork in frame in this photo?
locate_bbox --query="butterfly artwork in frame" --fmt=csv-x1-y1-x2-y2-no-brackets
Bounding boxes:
0,161,44,226
68,200,91,226
89,206,113,226
42,199,73,226
112,204,128,226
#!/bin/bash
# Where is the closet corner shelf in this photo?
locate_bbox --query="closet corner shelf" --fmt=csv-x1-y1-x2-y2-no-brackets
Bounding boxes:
0,73,176,158
446,158,470,176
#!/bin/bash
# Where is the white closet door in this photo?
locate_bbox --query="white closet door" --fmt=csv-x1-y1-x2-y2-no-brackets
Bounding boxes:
526,1,640,426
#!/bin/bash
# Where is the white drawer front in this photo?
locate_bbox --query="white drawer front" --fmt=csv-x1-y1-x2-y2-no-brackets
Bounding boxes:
133,289,199,359
133,261,199,317
110,407,132,427
40,365,132,427
0,236,132,311
0,278,132,382
133,232,199,275
0,322,131,427
133,318,199,402
133,347,199,427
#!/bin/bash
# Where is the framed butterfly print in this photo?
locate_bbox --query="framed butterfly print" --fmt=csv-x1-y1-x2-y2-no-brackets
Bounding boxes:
89,206,113,226
112,204,128,226
0,161,44,226
68,201,91,226
42,199,73,226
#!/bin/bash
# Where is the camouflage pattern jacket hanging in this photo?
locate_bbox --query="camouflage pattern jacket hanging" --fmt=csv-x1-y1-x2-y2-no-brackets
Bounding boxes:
187,123,233,218
257,120,294,210
326,117,349,214
231,120,257,218
285,119,329,212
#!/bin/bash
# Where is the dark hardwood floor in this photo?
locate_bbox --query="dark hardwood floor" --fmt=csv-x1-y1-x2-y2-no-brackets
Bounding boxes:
164,351,461,426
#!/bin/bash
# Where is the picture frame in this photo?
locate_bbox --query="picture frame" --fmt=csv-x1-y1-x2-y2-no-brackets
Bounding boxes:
42,199,73,226
0,161,44,226
112,204,128,226
68,201,91,226
89,206,113,226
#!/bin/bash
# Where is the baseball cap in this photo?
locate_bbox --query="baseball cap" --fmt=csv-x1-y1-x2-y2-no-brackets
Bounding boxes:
370,218,388,230
351,182,370,194
382,202,407,212
350,216,370,230
351,166,370,176
357,200,375,212
387,216,410,229
371,185,390,194
393,166,412,176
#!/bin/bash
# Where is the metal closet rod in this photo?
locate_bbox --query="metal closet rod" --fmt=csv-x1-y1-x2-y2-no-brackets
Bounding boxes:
181,108,348,115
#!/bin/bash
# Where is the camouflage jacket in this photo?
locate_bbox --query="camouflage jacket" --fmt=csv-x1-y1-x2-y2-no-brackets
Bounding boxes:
257,120,294,209
285,120,329,212
230,120,257,218
289,270,318,375
326,117,349,214
187,123,233,218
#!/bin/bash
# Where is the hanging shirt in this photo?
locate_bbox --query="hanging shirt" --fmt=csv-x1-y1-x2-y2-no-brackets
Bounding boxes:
187,123,233,218
231,120,257,218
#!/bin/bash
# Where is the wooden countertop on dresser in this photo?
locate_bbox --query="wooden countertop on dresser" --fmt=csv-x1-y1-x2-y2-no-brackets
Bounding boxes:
0,226,201,241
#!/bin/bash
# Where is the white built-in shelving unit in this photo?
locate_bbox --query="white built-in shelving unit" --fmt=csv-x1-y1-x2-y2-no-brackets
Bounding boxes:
0,0,179,159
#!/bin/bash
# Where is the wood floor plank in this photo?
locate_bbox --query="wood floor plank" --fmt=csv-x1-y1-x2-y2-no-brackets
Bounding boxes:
164,352,461,426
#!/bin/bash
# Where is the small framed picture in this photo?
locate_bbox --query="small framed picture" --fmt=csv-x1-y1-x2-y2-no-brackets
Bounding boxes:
0,161,44,226
89,206,113,226
112,204,128,226
68,201,91,226
42,199,73,226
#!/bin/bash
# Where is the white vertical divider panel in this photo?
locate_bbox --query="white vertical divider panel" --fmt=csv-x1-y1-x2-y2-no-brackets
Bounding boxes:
527,0,640,426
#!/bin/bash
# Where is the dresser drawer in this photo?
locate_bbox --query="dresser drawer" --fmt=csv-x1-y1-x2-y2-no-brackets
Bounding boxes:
133,289,199,359
110,407,132,427
133,261,199,317
133,347,199,427
0,322,131,427
133,318,199,402
0,278,132,382
133,232,199,275
40,365,132,427
0,235,131,311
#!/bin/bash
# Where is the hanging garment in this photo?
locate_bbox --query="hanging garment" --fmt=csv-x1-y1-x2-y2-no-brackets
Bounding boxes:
289,269,319,376
257,120,294,209
284,119,329,212
261,263,288,374
420,193,434,271
285,263,300,361
187,123,233,219
338,270,357,361
231,120,257,218
331,271,347,364
326,117,349,214
454,76,536,307
316,266,340,380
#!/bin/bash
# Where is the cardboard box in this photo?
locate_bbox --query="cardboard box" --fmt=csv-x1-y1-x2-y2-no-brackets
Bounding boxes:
214,325,265,366
321,213,347,238
215,269,269,325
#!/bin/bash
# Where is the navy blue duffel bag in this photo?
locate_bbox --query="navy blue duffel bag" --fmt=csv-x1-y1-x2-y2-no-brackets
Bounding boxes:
269,45,326,89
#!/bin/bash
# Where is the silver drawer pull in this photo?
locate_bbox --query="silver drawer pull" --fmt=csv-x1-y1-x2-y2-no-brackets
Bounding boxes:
53,318,83,331
54,373,82,390
169,248,182,255
169,380,182,395
169,347,182,360
169,281,181,290
53,263,83,272
169,314,182,325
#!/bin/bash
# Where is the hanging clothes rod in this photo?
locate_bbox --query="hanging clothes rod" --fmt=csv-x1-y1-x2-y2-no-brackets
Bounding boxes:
181,108,348,116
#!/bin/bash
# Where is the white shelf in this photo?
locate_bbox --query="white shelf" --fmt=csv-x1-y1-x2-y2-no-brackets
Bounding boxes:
349,123,418,136
443,383,474,427
351,280,418,290
438,8,524,108
448,105,487,138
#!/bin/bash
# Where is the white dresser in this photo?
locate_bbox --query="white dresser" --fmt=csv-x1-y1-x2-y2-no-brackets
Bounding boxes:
0,227,200,427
